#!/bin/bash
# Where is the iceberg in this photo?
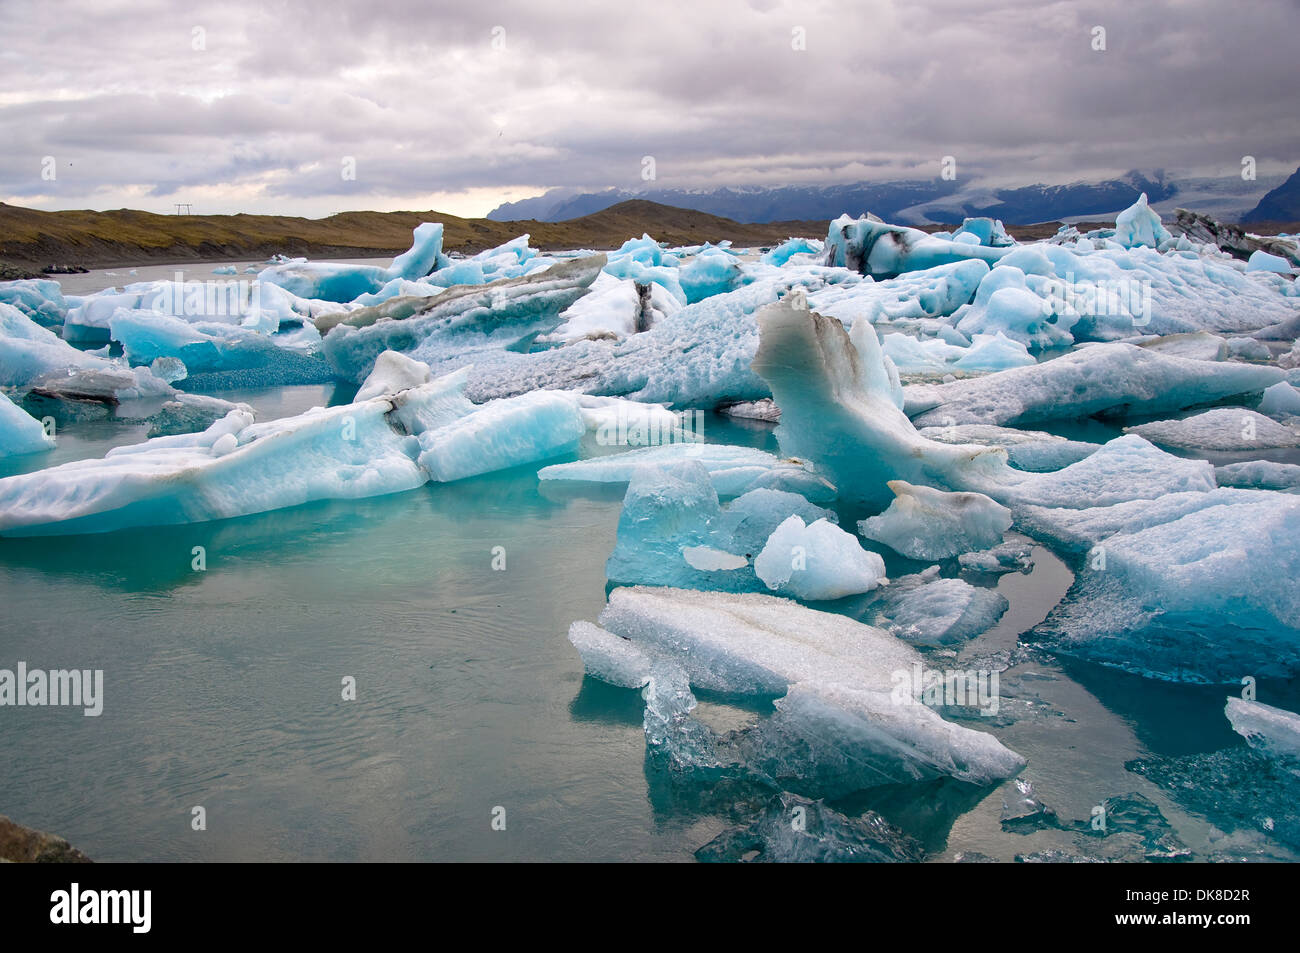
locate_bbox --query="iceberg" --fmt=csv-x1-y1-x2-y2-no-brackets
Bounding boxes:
0,390,55,458
1026,487,1300,681
1225,698,1300,762
750,298,1008,508
1246,250,1293,274
320,253,606,383
863,568,1009,646
907,342,1284,428
415,389,585,482
760,238,824,267
539,442,837,502
1124,408,1300,451
0,401,426,537
578,586,1025,791
753,515,886,600
259,222,447,302
1215,460,1300,491
0,279,67,327
823,215,1010,278
1258,381,1300,418
858,480,1012,561
1112,193,1172,249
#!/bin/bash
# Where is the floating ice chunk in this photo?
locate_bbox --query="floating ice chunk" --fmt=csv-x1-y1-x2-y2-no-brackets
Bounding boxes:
0,391,54,458
1125,408,1299,451
695,792,922,863
1247,250,1293,274
1226,336,1271,361
567,621,652,689
1215,460,1300,491
540,271,680,343
320,254,606,383
1029,488,1300,681
150,356,187,383
953,265,1080,349
677,247,743,303
999,434,1216,509
881,333,966,373
1136,331,1228,362
211,265,237,275
865,568,1008,646
751,299,1008,508
0,400,426,537
259,222,446,301
952,218,1015,247
859,480,1011,560
354,349,433,401
1259,382,1300,418
0,279,67,326
824,215,1009,277
760,238,825,267
415,390,585,482
754,516,886,600
539,443,836,502
715,488,836,557
720,398,781,421
593,586,1024,786
907,343,1284,427
605,461,741,589
918,423,1099,472
953,332,1037,371
1113,193,1172,249
958,540,1035,575
1225,698,1300,762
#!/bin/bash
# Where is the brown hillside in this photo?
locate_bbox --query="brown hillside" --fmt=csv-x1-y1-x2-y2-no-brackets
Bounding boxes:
0,199,827,269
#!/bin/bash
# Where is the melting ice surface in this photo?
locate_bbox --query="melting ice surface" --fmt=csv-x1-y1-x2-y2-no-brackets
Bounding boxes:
4,196,1300,862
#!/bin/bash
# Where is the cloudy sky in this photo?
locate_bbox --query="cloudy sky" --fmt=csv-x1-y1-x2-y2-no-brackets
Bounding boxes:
2,0,1297,218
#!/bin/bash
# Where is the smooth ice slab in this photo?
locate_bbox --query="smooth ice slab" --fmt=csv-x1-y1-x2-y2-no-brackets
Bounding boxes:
539,442,836,501
0,402,426,537
907,342,1284,428
591,586,1025,786
416,390,585,482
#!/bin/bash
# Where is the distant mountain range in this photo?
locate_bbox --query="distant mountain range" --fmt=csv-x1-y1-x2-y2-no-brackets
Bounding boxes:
1243,167,1300,223
491,169,1293,226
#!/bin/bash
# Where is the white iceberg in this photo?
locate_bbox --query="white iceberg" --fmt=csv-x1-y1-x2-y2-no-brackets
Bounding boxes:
1124,408,1300,451
754,515,886,600
858,480,1012,561
0,390,55,458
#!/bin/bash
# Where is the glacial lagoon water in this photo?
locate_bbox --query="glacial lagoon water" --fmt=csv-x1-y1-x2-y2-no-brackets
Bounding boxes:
3,380,1297,862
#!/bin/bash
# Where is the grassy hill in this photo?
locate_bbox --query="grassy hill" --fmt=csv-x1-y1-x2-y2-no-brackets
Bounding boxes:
0,199,829,269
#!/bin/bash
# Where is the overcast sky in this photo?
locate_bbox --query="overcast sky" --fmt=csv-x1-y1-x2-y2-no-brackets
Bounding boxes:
2,0,1297,218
